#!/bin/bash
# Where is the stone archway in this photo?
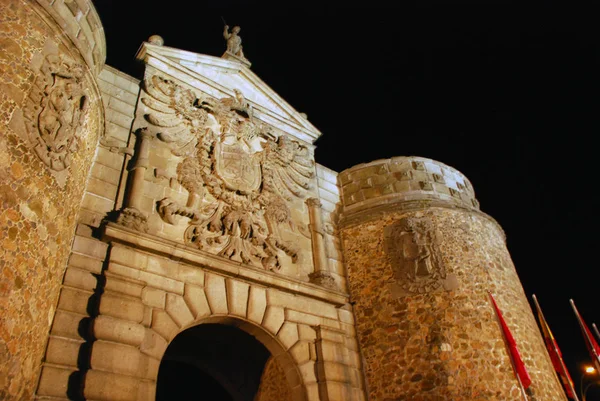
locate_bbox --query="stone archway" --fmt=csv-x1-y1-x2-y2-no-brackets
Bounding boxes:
37,239,364,401
156,320,294,401
80,240,316,401
141,299,310,401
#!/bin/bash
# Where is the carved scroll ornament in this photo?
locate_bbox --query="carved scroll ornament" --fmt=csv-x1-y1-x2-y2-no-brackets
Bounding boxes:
24,54,88,172
142,75,314,271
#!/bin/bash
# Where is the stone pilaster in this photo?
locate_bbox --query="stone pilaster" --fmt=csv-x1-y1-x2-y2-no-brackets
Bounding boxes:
307,198,336,289
114,128,155,232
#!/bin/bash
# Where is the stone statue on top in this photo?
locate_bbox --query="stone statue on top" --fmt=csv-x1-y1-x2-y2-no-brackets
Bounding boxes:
222,24,251,67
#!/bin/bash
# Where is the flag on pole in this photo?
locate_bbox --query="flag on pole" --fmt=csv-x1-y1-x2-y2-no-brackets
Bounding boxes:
570,299,600,371
532,295,578,400
489,292,532,391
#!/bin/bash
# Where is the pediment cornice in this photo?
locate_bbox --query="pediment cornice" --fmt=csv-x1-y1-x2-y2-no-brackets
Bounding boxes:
136,42,321,145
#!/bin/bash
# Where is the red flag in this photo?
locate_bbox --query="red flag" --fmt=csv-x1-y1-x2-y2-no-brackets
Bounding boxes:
533,295,578,400
570,299,600,371
489,292,532,389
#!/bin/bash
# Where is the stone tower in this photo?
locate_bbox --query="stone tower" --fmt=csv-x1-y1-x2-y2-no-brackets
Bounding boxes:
337,157,566,400
0,0,105,398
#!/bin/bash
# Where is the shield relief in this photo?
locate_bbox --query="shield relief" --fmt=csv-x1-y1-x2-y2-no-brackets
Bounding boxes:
215,139,262,195
384,216,458,295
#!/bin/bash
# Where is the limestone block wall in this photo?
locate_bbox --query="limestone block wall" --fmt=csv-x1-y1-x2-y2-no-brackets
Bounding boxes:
35,226,110,400
0,0,104,399
338,157,565,401
78,66,140,227
36,222,366,401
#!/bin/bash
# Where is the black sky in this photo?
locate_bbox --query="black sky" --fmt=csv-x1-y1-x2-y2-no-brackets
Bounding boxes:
93,1,600,398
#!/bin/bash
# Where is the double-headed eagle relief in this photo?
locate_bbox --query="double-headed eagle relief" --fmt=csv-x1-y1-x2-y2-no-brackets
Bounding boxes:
141,75,314,271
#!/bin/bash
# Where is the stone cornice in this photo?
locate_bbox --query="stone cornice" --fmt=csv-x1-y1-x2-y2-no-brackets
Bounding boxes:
338,199,506,241
103,223,349,307
135,41,321,145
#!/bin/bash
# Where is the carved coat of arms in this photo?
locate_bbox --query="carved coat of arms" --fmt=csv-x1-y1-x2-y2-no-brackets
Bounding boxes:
215,138,261,194
385,217,457,295
141,76,314,271
24,54,88,173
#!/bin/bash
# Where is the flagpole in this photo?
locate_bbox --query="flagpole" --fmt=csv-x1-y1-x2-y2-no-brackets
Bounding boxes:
533,295,580,401
489,292,529,401
514,368,530,401
570,299,600,371
592,323,600,344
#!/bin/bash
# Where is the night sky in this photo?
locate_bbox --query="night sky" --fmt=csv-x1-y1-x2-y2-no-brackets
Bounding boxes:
93,1,600,398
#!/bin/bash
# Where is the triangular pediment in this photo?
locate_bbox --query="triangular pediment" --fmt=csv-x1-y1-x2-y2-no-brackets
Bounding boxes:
136,42,321,144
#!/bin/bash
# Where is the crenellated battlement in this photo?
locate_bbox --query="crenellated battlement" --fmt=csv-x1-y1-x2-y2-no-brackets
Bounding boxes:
338,157,479,226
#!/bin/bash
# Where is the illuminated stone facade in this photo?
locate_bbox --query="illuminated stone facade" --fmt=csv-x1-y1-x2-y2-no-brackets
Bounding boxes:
0,2,566,400
337,158,566,400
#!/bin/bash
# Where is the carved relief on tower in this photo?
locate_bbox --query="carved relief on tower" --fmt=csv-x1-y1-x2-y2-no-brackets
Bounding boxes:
23,53,88,174
384,216,458,295
140,74,315,271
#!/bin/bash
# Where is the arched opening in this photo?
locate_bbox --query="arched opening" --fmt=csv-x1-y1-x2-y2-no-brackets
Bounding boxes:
156,323,269,401
156,321,295,401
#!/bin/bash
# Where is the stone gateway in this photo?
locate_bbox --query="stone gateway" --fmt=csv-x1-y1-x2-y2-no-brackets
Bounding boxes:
0,1,567,400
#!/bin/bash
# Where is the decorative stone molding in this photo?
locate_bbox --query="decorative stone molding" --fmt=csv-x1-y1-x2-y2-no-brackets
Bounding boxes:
23,53,89,176
308,270,336,289
104,223,348,306
148,34,164,46
99,137,134,156
115,207,149,233
134,40,322,144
